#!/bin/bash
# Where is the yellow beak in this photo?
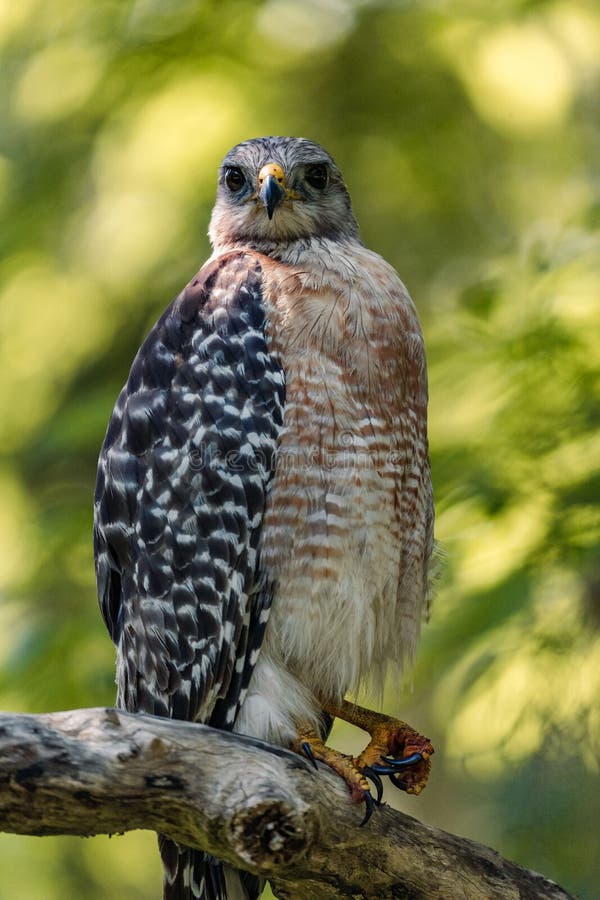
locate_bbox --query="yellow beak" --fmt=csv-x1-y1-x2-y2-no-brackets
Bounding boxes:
258,163,287,219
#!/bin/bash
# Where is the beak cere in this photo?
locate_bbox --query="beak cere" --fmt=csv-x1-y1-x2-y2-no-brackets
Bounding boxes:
258,163,287,220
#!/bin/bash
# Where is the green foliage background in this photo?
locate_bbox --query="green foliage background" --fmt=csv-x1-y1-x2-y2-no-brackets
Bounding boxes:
1,0,599,897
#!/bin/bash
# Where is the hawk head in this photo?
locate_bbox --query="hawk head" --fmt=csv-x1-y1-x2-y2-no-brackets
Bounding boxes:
209,136,359,251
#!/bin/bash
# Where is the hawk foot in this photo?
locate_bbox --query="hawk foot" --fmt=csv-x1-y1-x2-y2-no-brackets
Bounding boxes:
291,729,377,826
354,720,433,795
323,699,434,796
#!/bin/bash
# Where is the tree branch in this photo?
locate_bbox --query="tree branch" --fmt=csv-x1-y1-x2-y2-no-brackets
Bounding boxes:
0,708,574,899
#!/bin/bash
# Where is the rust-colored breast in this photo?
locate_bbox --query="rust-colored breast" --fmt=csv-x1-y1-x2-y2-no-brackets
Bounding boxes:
255,240,433,701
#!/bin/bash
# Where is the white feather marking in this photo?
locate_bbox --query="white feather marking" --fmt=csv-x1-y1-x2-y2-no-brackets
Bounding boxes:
234,651,321,744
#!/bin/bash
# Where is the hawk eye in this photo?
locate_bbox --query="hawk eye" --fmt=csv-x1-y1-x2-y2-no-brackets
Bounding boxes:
224,167,245,192
305,164,328,190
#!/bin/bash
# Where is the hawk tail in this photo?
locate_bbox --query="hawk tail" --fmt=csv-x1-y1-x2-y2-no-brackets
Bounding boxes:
159,836,262,900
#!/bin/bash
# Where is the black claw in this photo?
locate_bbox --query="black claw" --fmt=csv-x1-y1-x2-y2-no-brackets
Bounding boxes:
301,742,319,770
363,767,384,804
369,762,400,776
359,790,375,827
389,773,410,792
369,752,424,777
380,752,423,768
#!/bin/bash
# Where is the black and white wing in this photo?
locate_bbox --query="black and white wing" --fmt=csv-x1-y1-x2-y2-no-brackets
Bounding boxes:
93,250,284,729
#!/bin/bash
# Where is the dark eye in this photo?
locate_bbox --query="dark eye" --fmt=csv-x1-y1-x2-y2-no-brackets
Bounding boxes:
305,164,328,190
224,167,245,192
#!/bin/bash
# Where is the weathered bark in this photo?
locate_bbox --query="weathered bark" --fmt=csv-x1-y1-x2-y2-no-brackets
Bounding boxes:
0,707,574,899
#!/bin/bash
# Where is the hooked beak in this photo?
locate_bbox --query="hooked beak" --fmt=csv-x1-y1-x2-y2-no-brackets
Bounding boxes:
258,163,287,220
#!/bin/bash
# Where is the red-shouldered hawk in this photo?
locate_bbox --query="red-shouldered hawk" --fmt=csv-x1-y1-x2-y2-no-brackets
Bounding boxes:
94,136,435,900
